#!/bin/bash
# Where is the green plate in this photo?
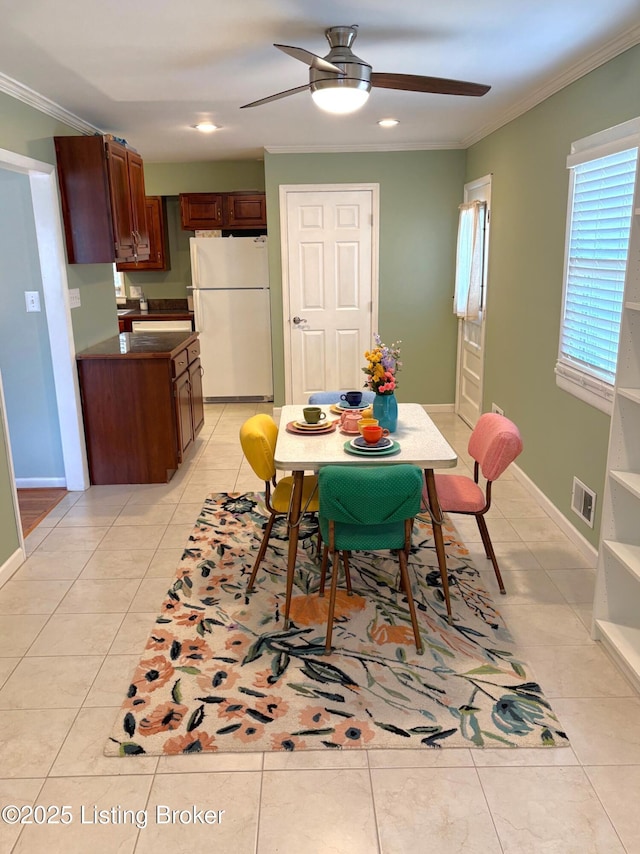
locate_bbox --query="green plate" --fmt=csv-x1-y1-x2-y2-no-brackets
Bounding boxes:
343,440,401,457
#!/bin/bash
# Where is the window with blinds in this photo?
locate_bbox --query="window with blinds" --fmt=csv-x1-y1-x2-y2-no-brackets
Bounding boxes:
556,124,639,414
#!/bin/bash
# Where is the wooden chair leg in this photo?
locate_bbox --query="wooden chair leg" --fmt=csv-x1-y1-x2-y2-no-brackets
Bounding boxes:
319,545,329,597
324,550,341,654
247,512,276,591
342,551,353,595
398,550,423,654
476,515,506,594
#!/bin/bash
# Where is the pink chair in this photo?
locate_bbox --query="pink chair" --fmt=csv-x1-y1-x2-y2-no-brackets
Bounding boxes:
426,413,523,594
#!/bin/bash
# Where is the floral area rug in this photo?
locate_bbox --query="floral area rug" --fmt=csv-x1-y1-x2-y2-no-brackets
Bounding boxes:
105,493,569,756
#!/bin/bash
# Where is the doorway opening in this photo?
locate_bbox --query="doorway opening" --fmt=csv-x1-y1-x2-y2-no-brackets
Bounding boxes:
0,146,89,556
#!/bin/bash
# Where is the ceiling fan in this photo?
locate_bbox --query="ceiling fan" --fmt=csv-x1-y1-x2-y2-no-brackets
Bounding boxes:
240,25,491,114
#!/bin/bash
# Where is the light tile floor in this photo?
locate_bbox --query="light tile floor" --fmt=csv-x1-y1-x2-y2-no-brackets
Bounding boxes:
0,404,638,853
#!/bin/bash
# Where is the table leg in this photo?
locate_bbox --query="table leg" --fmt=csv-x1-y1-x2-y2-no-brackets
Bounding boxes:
423,468,453,624
284,469,304,628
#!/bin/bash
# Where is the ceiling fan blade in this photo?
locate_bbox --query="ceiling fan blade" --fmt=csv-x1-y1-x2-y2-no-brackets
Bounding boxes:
240,83,311,109
371,72,490,97
274,44,344,74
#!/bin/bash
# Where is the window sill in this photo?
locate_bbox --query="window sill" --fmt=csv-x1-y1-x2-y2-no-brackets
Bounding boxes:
555,363,613,415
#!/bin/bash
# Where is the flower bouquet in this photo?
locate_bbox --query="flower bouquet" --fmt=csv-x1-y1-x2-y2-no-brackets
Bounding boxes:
363,334,402,395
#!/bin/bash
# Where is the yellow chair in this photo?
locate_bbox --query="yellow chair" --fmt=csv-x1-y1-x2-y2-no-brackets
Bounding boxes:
240,414,320,592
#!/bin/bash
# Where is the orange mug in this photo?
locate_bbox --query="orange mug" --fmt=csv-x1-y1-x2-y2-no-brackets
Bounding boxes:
361,424,390,445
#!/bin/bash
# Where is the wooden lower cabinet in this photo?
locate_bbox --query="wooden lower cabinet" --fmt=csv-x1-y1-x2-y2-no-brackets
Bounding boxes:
77,332,204,484
175,358,204,461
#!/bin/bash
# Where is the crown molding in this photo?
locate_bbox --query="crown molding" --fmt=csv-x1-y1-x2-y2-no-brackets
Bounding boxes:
265,141,465,155
463,23,640,147
0,72,103,136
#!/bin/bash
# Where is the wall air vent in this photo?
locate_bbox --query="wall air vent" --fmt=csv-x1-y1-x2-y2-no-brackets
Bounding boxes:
571,477,596,528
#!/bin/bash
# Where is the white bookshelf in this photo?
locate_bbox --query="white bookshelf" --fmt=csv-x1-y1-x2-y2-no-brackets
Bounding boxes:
593,164,640,693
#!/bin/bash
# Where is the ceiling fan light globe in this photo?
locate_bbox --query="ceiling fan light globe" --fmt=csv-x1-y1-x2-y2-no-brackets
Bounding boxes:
311,83,370,114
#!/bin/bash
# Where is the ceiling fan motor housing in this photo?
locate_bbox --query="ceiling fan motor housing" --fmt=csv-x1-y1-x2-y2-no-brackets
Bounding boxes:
310,25,372,96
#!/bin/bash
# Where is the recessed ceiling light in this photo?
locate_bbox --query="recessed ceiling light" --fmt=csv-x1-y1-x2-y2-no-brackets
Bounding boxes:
378,118,399,128
194,122,220,133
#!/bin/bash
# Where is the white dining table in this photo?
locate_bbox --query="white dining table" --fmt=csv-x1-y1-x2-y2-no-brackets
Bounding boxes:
274,403,458,626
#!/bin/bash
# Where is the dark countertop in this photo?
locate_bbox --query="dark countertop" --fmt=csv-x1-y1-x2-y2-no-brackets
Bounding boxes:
77,330,197,360
117,308,194,321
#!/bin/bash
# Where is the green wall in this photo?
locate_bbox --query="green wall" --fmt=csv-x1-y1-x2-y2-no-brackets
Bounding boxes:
0,410,19,557
264,150,466,405
144,160,265,195
466,44,640,547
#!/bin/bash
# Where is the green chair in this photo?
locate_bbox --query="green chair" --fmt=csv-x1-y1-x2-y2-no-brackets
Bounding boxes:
318,464,424,655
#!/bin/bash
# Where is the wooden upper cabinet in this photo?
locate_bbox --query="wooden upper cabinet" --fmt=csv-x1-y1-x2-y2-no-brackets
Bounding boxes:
179,191,266,230
116,196,170,272
54,135,150,264
124,148,150,259
224,193,267,228
179,193,223,230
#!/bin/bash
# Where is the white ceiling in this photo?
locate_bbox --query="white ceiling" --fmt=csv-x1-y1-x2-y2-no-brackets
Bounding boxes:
1,0,640,163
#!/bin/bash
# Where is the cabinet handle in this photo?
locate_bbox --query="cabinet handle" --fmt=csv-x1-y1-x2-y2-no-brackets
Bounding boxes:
199,365,204,377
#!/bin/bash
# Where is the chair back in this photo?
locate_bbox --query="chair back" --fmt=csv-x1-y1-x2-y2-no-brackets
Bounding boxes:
319,465,423,550
468,413,523,481
308,390,376,405
239,414,278,482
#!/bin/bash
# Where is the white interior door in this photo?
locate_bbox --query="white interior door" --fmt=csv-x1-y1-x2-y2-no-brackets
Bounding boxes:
455,175,491,427
281,185,378,404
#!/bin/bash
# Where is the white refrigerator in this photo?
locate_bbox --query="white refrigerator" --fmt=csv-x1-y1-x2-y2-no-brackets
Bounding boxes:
189,236,273,401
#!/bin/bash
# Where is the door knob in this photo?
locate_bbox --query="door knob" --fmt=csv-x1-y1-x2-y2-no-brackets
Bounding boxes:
292,316,307,325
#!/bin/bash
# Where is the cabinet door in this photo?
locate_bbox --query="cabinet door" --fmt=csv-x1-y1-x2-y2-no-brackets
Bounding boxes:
224,193,267,228
127,150,150,260
189,359,204,436
180,193,224,230
116,197,170,272
174,370,193,461
106,141,136,261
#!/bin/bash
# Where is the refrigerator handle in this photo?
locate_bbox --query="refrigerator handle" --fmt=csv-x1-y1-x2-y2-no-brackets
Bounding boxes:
190,240,200,289
193,288,203,333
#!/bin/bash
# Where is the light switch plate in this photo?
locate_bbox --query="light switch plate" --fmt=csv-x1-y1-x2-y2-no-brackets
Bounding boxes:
25,291,41,312
69,288,81,309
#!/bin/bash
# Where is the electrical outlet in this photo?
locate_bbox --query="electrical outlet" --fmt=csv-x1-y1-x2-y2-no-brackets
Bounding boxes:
25,291,41,312
491,403,504,416
68,288,81,309
129,285,143,299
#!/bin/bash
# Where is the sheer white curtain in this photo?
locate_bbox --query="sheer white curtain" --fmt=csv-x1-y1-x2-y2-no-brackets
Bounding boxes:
454,200,486,319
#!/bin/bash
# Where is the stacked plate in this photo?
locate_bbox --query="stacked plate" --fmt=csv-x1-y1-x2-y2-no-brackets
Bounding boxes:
344,436,401,457
286,420,336,435
330,402,369,414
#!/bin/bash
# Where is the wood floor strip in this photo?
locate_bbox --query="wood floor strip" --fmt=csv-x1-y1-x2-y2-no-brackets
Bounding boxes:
17,488,67,537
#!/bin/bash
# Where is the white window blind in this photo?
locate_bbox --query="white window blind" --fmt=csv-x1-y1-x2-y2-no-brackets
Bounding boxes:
556,144,638,409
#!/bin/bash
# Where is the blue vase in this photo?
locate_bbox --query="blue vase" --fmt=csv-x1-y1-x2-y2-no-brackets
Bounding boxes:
373,392,398,433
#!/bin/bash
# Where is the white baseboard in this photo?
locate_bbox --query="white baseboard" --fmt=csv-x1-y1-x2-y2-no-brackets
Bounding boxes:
0,547,26,589
511,462,598,568
14,477,66,488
